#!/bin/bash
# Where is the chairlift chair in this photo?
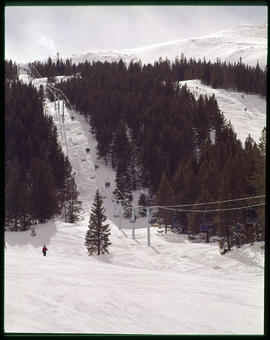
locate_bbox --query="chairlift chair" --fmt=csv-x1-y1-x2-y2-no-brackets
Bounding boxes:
199,224,209,232
172,213,182,229
246,207,258,225
148,215,156,224
203,211,214,228
235,223,245,232
129,216,136,223
150,218,157,224
113,209,119,217
101,188,106,199
113,200,120,217
199,211,213,233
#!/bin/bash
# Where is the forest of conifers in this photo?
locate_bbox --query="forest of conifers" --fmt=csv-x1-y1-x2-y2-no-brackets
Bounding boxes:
5,60,81,231
5,56,265,252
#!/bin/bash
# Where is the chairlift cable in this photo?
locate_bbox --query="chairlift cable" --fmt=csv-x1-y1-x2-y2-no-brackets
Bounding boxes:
138,194,265,210
157,202,265,213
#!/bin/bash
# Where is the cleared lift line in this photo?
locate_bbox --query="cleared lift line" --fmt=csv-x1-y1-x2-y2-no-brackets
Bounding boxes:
21,65,69,156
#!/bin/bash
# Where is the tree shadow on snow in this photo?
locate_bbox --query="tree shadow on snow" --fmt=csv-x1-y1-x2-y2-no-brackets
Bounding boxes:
150,246,160,254
119,229,128,238
95,253,114,264
5,221,57,248
158,232,188,244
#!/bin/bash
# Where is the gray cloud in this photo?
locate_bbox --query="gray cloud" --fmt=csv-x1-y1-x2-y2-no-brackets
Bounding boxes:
5,5,267,63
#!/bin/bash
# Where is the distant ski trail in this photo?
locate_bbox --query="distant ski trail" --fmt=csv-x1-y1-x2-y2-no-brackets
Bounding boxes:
179,79,266,144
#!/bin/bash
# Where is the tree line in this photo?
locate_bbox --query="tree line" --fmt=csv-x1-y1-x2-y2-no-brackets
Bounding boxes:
5,60,82,231
171,55,266,96
30,56,76,78
31,54,266,97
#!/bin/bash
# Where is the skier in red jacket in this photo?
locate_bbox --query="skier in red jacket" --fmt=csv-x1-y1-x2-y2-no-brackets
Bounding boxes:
42,245,48,256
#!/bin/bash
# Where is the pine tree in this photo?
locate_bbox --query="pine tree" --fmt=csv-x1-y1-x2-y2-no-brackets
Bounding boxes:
250,127,266,241
114,159,132,201
187,188,212,238
85,190,111,256
5,158,21,231
155,172,173,234
65,175,82,223
96,122,113,164
29,158,58,224
215,155,242,253
18,178,31,231
216,158,234,252
111,123,131,168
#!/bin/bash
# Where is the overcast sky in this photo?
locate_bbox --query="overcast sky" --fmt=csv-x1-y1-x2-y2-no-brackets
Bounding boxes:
5,5,267,63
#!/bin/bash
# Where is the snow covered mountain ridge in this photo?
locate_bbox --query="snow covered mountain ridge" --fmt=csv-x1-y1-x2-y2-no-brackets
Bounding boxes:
63,24,267,69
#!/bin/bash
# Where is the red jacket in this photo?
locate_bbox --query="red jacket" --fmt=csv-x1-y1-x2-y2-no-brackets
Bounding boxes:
42,247,48,252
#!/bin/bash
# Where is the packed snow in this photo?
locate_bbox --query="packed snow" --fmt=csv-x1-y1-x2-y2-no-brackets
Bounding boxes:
5,220,264,334
62,24,267,69
5,74,265,334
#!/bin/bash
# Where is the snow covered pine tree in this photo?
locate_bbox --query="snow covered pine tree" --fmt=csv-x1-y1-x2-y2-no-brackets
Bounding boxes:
85,190,111,256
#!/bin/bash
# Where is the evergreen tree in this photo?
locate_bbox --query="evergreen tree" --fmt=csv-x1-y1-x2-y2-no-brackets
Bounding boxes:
5,60,18,81
96,122,113,164
5,158,22,231
155,172,173,234
6,137,17,162
114,159,132,201
60,156,82,222
17,178,31,231
85,190,111,255
111,123,131,168
187,188,212,237
215,156,237,253
250,127,266,241
29,158,58,224
65,175,82,223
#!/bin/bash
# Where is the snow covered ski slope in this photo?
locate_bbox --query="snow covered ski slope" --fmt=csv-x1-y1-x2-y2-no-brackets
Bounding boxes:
5,224,265,334
5,77,265,334
179,79,266,144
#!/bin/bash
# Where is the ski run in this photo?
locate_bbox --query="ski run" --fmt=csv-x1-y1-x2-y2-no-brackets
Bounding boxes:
4,73,265,335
